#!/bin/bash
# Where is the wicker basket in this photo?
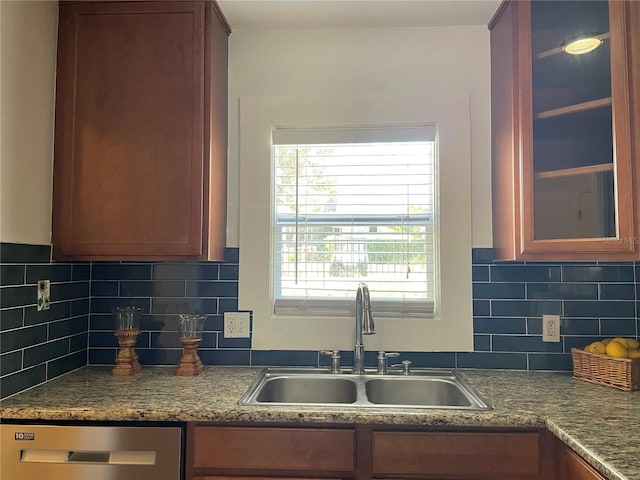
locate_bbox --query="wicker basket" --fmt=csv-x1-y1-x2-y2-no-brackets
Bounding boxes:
571,348,640,391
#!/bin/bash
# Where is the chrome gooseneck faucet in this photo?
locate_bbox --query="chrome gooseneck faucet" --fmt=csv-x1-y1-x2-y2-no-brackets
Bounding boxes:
353,283,375,374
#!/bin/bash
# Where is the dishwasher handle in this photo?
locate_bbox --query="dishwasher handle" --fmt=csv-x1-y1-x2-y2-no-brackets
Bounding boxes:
21,449,156,465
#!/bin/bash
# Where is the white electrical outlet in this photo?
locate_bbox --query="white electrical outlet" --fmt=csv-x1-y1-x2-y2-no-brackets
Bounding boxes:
542,314,560,342
37,280,51,311
224,312,250,338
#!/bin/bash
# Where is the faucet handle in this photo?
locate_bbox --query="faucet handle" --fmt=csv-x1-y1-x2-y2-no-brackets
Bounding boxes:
321,350,340,357
376,351,399,374
390,359,413,375
378,351,399,359
321,350,342,374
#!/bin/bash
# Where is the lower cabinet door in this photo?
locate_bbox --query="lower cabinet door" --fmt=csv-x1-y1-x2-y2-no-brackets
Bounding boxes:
192,426,355,472
559,444,606,480
372,431,541,478
194,477,344,480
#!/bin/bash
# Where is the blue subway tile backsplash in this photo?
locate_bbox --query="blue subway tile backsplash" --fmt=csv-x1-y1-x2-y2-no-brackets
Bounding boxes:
490,300,562,317
526,282,598,300
473,335,491,351
2,244,640,399
92,263,152,281
600,283,636,300
83,247,637,374
562,265,635,283
490,265,561,282
0,243,88,399
0,243,51,264
473,317,527,334
1,265,25,285
457,352,528,370
564,300,635,318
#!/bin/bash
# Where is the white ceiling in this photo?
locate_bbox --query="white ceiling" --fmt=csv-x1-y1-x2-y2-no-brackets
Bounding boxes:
217,0,502,30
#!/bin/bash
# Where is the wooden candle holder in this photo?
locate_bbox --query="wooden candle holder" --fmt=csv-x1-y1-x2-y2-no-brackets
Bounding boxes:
111,329,142,376
175,337,204,376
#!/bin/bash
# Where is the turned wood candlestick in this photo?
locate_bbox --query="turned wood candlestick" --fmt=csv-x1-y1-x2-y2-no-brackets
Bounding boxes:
175,314,206,376
111,306,142,376
112,329,142,376
175,337,204,376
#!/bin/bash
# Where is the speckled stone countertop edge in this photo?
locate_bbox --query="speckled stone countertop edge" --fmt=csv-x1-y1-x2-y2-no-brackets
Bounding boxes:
546,420,626,480
1,366,638,480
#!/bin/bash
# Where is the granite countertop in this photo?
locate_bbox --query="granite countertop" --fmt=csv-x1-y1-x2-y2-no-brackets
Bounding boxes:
2,366,639,480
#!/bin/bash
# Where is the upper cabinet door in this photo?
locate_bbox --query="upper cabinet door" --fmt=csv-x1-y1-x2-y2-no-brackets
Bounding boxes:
490,0,639,260
52,1,229,261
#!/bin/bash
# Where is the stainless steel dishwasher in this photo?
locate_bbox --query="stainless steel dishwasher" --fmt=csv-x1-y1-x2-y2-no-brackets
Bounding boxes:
1,423,182,480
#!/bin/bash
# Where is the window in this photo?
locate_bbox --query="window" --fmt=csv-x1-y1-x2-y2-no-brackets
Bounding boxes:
238,94,472,351
272,128,436,318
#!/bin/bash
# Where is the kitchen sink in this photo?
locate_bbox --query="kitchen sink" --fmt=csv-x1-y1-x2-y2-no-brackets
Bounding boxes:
255,376,358,404
364,377,475,407
239,368,491,410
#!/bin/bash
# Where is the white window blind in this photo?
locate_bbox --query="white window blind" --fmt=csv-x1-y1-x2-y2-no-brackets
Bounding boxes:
272,126,436,318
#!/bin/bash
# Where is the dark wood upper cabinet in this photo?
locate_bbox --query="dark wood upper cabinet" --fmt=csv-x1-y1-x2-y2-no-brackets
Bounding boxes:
52,1,230,260
490,0,640,260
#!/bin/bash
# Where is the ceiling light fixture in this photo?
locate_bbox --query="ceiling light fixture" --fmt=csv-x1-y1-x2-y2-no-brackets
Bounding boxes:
563,37,603,55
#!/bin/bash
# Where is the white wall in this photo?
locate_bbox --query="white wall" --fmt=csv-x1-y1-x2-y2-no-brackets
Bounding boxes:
227,25,492,248
0,1,58,245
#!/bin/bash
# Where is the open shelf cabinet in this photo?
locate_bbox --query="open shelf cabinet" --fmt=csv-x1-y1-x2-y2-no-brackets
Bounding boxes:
490,0,640,260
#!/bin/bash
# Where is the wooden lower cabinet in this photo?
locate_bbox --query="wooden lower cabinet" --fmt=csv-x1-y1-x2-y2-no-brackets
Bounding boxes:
188,425,356,479
187,424,607,480
554,436,607,480
560,448,607,480
186,424,557,480
372,430,544,479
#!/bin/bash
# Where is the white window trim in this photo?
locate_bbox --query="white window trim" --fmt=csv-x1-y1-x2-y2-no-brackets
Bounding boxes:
239,93,473,352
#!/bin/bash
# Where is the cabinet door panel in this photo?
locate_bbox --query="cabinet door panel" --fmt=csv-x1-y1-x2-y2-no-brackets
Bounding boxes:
525,0,628,246
560,445,606,480
490,0,638,260
193,426,355,472
372,431,540,477
193,475,339,480
195,478,343,480
53,2,206,258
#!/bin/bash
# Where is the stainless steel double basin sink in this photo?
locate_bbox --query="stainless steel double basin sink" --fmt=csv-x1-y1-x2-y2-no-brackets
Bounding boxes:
239,368,492,411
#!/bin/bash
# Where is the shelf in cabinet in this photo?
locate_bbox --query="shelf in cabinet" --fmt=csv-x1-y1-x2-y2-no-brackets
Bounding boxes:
535,97,611,120
535,163,613,180
535,32,610,60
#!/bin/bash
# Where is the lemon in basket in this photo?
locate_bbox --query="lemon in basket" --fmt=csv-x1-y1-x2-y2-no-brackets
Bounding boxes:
584,341,607,354
625,338,640,350
628,349,640,359
605,340,628,358
611,337,630,348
